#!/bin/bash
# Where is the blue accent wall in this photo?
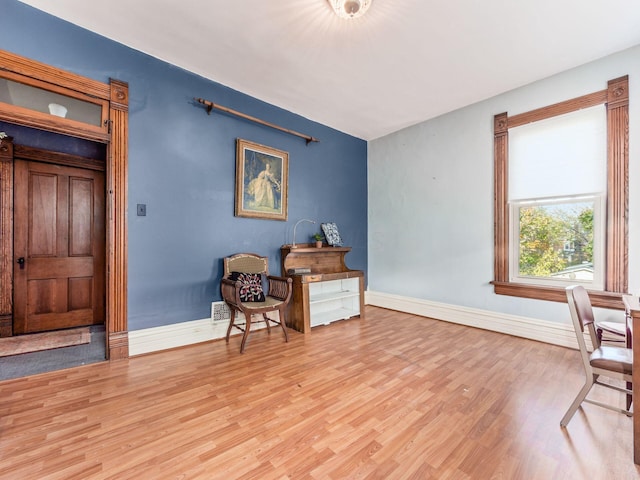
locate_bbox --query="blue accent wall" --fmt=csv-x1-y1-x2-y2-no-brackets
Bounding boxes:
3,1,368,330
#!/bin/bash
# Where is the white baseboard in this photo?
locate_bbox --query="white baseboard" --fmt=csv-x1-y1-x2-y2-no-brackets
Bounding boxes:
365,290,580,350
128,319,224,356
128,312,269,357
130,293,580,356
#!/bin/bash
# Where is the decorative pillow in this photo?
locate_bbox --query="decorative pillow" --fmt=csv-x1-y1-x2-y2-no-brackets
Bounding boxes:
321,222,343,246
229,272,265,302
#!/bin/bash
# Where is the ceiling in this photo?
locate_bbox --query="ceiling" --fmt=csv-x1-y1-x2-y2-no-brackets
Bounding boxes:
18,0,640,140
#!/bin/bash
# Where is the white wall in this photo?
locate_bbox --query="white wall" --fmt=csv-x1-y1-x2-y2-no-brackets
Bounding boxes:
368,44,640,329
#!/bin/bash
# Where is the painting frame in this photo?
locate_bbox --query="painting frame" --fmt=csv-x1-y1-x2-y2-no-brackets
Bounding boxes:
235,138,289,221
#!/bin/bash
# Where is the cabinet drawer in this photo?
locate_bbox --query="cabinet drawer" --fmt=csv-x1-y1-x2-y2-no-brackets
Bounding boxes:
303,274,323,283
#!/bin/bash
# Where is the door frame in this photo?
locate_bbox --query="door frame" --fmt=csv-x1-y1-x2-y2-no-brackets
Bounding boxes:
0,49,129,360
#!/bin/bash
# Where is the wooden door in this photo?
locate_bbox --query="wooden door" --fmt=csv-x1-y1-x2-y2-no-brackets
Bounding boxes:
13,159,105,334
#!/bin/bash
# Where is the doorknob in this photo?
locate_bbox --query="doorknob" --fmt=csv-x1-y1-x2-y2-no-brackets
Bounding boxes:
16,257,25,269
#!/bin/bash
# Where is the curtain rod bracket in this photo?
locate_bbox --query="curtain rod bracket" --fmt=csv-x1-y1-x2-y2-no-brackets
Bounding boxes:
195,97,319,145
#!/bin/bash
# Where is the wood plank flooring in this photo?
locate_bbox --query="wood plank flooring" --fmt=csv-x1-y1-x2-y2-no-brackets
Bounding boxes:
1,306,639,479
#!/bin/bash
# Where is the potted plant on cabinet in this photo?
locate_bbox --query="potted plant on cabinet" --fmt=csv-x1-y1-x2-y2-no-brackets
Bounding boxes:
311,233,324,248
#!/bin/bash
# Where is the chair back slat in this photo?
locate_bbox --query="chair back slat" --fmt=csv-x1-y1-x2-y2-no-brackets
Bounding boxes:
566,285,600,353
224,253,269,276
571,285,595,331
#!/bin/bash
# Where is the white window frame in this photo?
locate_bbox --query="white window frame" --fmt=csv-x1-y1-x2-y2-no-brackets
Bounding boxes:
508,194,605,290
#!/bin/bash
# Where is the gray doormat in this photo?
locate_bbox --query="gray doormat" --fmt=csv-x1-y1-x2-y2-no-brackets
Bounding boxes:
0,325,106,381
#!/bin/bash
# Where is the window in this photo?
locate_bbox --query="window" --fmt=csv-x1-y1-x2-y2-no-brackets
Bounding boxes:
509,105,606,290
493,76,628,308
0,78,104,126
0,58,110,142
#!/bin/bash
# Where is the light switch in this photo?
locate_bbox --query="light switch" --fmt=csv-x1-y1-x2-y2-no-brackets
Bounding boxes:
137,204,146,216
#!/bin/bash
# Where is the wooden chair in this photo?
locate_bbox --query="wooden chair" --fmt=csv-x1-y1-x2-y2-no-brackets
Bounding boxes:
221,253,292,353
596,320,628,345
560,285,633,427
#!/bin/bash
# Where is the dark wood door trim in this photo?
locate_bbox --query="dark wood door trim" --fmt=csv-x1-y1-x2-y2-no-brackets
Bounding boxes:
106,79,129,359
0,49,129,359
14,144,105,172
0,136,14,337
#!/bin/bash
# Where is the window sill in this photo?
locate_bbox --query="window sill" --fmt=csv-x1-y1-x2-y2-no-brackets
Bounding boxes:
492,281,624,310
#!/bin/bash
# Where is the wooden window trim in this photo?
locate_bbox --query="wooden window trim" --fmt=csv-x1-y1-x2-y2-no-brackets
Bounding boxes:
0,52,111,142
493,76,629,309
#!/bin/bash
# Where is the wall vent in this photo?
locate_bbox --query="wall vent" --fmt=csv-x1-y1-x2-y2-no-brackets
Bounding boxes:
211,301,231,322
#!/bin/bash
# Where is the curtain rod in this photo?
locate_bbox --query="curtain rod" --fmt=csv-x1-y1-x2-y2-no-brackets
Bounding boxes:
195,97,319,145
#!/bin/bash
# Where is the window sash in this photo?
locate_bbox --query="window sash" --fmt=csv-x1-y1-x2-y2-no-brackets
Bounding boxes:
508,194,605,290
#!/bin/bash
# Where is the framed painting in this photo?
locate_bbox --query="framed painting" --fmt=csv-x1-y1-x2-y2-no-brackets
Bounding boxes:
235,138,288,221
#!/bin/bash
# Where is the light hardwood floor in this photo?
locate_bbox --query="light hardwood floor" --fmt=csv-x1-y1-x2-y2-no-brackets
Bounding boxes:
1,306,639,479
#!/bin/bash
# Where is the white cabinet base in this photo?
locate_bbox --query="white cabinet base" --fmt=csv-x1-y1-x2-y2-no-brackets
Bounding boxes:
309,278,360,327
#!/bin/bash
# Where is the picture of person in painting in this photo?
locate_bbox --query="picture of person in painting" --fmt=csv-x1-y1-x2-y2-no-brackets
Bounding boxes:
247,161,281,210
242,145,284,214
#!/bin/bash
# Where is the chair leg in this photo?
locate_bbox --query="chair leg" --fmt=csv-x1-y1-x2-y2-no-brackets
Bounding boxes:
627,381,633,411
225,309,236,343
278,309,288,343
262,313,272,334
560,377,595,427
239,314,252,354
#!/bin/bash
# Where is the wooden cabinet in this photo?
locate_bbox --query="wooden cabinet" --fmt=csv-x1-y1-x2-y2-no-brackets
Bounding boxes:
280,244,364,333
623,295,640,464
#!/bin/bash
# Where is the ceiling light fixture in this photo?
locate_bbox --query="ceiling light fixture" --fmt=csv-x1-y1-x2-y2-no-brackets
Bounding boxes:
327,0,372,19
